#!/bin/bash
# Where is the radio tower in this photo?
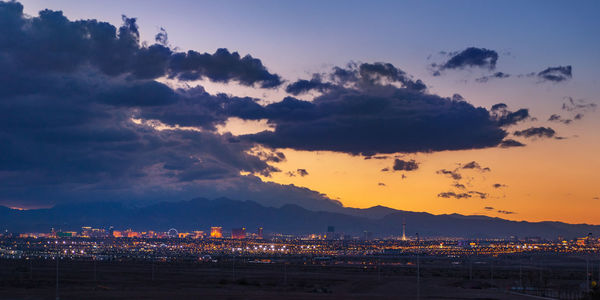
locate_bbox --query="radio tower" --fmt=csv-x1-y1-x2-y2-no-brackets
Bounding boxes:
402,218,407,241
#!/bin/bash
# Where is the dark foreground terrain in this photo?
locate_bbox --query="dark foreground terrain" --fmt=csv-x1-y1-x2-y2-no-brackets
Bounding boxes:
1,254,598,300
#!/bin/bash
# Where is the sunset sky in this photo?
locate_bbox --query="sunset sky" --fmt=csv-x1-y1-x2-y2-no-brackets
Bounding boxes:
2,0,599,224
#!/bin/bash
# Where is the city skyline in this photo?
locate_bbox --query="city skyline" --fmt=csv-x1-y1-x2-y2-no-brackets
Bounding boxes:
0,0,599,226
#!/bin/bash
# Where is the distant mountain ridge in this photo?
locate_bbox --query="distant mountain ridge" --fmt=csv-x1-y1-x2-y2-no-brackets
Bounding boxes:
1,198,598,239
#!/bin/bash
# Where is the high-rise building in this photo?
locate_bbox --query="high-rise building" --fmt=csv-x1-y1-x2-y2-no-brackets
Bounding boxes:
326,226,335,240
210,227,223,238
257,227,263,239
402,218,407,241
231,228,246,239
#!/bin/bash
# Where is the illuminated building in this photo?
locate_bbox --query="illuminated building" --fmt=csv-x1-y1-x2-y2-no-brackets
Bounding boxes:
402,218,407,241
113,230,123,238
193,231,205,239
257,227,263,239
231,228,246,239
81,226,92,237
210,227,223,238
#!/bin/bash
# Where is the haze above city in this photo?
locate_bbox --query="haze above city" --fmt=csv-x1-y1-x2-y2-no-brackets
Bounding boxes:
1,0,599,225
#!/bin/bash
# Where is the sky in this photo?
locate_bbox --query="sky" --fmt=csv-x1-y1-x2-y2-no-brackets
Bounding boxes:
1,0,599,224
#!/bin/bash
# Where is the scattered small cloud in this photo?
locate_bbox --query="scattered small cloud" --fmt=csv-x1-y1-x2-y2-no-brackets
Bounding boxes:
438,192,471,199
493,183,506,189
462,161,490,172
484,206,494,210
490,104,530,127
378,182,386,187
393,159,419,171
286,168,309,177
453,183,466,189
513,127,556,139
562,97,596,112
497,210,516,215
297,169,309,177
381,167,390,172
468,191,488,199
499,139,525,148
435,47,499,73
476,72,510,83
548,114,572,124
437,169,462,180
537,65,572,82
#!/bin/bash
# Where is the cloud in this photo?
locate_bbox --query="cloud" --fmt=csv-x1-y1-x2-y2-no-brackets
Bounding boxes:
0,3,282,88
513,127,556,139
475,72,510,83
461,161,490,172
499,139,525,148
437,192,471,199
438,47,499,71
437,169,462,180
234,63,522,155
296,169,309,177
548,114,572,124
468,191,488,199
484,206,494,210
593,196,599,200
490,103,530,126
364,155,389,160
537,65,572,82
493,183,506,189
393,159,419,171
381,167,390,172
453,183,466,189
562,97,596,112
0,2,350,211
497,210,516,215
378,182,386,187
285,74,334,95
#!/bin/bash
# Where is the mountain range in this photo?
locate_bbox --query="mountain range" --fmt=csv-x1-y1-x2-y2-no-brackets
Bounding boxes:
1,198,598,239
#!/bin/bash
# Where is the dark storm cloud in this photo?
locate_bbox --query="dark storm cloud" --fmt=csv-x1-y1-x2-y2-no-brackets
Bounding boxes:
393,159,419,171
513,127,556,139
437,192,471,199
233,62,522,155
537,65,572,82
0,2,282,88
499,139,526,148
439,47,499,70
0,2,349,211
